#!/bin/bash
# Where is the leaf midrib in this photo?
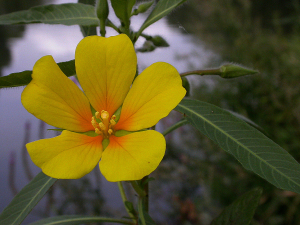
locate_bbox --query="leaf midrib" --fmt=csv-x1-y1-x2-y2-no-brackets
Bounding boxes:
178,102,300,189
6,176,55,224
1,16,98,23
141,0,186,30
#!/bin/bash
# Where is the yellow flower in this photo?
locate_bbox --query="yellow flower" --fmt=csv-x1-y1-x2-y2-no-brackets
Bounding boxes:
21,34,186,182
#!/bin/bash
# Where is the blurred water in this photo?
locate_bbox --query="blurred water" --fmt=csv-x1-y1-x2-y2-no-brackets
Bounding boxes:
0,1,213,223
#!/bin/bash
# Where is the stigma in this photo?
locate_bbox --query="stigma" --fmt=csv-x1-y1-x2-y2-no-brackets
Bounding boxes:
91,110,117,138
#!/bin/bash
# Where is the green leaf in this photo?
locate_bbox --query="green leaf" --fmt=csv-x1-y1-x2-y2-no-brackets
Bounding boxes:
225,109,265,134
125,201,135,214
79,0,98,37
175,98,300,194
0,172,56,225
0,60,75,89
211,187,263,225
29,215,133,225
0,3,99,26
136,0,187,38
111,0,136,26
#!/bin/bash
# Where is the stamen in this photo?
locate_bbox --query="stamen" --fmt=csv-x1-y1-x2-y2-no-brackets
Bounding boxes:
95,111,100,119
99,122,106,132
110,119,116,127
91,110,117,138
108,129,113,135
95,128,102,135
91,117,98,128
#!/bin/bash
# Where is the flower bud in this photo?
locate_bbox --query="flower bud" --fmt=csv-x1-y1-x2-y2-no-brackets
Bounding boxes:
132,1,154,16
96,0,109,36
150,35,169,47
220,64,258,78
137,41,156,52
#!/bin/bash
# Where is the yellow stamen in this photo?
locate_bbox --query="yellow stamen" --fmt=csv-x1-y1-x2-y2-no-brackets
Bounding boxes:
91,110,117,138
99,122,106,132
95,128,102,135
91,117,98,128
95,111,100,119
108,129,113,135
110,119,116,127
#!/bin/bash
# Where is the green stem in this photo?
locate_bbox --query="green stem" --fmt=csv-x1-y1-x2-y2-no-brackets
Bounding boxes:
138,197,147,225
162,119,189,136
141,176,149,212
117,182,137,224
29,216,135,225
180,69,221,77
140,33,151,40
130,181,146,197
106,19,120,33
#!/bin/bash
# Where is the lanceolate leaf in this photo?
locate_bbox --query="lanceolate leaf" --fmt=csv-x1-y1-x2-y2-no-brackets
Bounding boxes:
0,4,99,26
0,60,75,89
78,0,98,37
111,0,136,25
211,187,263,225
136,0,187,37
0,172,56,225
176,98,300,194
29,215,133,225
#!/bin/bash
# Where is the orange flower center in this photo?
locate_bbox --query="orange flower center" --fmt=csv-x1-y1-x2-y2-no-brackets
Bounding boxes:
91,110,117,139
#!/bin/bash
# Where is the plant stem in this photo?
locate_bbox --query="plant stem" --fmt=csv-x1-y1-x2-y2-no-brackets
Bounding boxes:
180,69,221,77
162,119,189,136
138,197,147,225
130,181,146,197
106,19,120,33
117,182,137,224
141,176,149,212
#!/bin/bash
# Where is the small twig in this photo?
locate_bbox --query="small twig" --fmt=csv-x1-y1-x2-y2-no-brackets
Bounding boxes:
118,182,137,224
180,69,221,77
162,119,189,136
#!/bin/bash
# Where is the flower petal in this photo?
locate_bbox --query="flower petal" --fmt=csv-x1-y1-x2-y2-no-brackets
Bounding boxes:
27,130,103,179
21,55,93,132
75,34,137,116
115,62,186,131
100,130,165,182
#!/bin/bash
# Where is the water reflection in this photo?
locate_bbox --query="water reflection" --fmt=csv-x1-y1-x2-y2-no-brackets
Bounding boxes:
0,0,46,77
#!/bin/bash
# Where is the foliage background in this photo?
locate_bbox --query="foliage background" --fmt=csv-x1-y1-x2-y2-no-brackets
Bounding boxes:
154,0,300,224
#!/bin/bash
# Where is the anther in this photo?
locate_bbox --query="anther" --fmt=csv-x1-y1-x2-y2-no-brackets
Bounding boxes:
108,129,113,135
95,111,100,119
91,110,117,137
95,128,102,135
110,119,116,126
91,117,98,128
99,122,106,131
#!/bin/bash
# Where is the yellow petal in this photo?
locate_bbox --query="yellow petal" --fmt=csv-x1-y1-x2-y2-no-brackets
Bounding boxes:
27,131,103,179
75,34,137,116
100,130,165,182
21,55,93,132
115,62,186,131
